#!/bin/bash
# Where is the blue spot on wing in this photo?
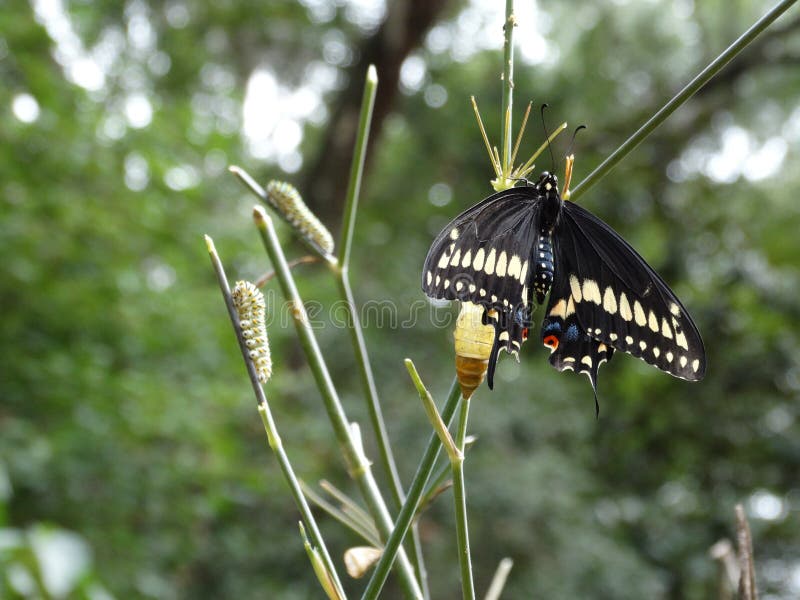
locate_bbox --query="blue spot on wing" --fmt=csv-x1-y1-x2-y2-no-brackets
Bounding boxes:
565,323,580,342
542,321,561,334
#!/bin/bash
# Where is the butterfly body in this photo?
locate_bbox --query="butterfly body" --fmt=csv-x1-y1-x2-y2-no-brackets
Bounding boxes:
422,172,705,406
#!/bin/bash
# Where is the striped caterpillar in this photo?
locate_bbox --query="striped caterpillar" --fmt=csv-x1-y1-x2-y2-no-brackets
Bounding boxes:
265,180,335,256
232,281,272,383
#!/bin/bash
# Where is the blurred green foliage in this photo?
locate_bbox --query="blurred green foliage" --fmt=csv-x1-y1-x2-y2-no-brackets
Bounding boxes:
1,0,799,598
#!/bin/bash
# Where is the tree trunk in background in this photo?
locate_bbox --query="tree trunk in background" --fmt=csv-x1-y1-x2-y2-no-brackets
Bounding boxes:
302,0,451,224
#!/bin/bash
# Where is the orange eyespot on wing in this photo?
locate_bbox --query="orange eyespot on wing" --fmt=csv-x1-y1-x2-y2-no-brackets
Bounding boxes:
543,334,559,351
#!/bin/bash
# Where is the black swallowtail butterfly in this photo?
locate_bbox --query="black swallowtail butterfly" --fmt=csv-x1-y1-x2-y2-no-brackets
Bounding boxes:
422,171,706,407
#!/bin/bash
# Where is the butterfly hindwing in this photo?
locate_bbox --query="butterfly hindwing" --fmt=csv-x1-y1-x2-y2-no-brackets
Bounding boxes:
541,262,614,410
554,201,706,381
485,304,532,389
541,310,614,415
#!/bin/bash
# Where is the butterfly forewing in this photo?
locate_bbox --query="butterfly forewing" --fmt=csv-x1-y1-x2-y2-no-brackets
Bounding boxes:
554,202,706,381
422,189,539,312
423,188,542,388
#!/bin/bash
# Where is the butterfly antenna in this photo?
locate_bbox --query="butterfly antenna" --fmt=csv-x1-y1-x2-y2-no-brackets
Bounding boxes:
562,126,585,201
540,103,557,173
566,125,586,160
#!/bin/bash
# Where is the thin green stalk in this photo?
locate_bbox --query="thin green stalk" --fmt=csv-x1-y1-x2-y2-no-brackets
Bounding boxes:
362,378,462,600
205,235,345,598
336,65,406,512
336,64,427,595
300,523,346,600
452,394,475,600
301,481,381,547
405,359,476,598
333,274,405,506
501,0,516,175
406,359,460,463
340,64,376,269
335,273,428,596
569,0,798,202
251,208,423,599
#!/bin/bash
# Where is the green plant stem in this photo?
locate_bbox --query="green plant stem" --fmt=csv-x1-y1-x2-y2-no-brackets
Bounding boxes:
251,209,423,599
300,523,345,600
336,64,427,596
362,378,462,600
205,235,345,598
569,0,798,202
332,276,430,597
501,0,516,175
452,394,475,600
332,271,406,503
340,64,376,270
336,67,401,496
301,481,381,547
406,359,460,463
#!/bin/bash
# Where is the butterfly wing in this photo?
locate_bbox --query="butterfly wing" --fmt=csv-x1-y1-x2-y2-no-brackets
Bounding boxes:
423,188,539,312
422,187,541,387
551,201,706,381
484,303,533,389
541,266,615,415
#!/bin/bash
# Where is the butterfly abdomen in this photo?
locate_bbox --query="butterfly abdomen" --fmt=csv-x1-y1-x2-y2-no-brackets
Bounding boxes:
533,231,554,304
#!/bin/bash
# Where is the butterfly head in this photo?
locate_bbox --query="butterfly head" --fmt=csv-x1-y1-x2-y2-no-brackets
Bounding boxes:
536,171,559,195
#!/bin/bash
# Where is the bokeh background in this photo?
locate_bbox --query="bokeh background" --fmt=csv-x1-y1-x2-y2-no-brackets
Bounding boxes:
2,0,799,598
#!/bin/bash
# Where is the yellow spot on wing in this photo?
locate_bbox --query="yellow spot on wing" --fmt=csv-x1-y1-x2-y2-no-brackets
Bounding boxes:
473,248,485,271
619,292,632,321
603,287,617,314
520,260,529,283
461,249,472,268
549,298,567,319
450,249,461,266
633,300,647,326
675,330,689,350
648,310,659,332
507,255,521,279
496,251,508,277
565,297,576,317
661,318,673,339
569,275,582,302
484,248,497,274
582,279,602,304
